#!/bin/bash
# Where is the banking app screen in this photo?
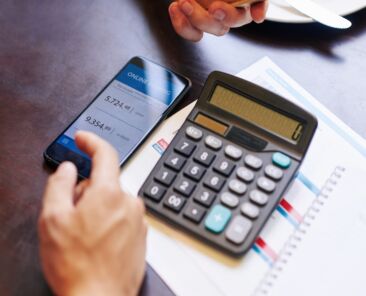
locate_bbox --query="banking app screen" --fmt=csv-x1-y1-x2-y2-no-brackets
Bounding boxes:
57,63,185,162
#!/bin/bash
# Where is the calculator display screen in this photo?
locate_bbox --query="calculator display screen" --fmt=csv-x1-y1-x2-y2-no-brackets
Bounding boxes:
209,85,304,143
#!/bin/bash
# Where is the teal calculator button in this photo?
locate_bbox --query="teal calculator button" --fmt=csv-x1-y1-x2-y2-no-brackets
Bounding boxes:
205,205,232,234
272,152,291,169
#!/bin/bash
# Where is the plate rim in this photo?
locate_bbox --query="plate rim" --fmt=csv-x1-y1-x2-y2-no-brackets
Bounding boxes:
265,1,366,23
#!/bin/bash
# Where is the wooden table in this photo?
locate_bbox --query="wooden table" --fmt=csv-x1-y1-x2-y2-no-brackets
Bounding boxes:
0,0,365,295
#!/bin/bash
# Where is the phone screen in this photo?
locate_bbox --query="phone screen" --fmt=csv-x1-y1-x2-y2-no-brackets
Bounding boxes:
46,58,189,176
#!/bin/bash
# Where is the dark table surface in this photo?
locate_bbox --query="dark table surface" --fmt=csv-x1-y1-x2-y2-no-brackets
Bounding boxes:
0,0,365,295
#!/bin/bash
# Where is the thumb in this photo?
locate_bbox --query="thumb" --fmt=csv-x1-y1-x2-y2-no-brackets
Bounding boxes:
42,162,77,216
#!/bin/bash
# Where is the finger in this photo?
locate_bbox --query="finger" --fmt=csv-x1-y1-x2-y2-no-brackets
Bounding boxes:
169,2,204,42
74,179,90,204
250,0,268,23
208,1,252,28
42,162,77,215
178,0,229,36
75,131,120,183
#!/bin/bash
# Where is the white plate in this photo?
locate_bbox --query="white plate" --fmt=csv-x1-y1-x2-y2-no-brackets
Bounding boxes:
266,0,366,23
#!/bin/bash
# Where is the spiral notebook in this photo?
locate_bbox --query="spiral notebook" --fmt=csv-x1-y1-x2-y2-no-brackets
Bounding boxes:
256,166,366,296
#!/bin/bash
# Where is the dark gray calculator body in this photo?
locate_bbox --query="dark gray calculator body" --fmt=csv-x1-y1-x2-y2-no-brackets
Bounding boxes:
139,72,317,257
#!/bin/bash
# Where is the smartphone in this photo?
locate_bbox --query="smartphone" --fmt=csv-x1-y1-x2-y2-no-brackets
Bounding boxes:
44,57,191,178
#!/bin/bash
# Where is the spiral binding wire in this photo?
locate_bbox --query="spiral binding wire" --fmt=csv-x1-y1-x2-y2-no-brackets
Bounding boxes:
252,166,346,296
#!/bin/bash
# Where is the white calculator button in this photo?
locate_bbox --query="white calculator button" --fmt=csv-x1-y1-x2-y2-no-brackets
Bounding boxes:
244,154,263,170
265,164,284,181
225,216,252,245
257,176,276,193
249,190,269,206
220,192,239,208
185,126,203,140
241,202,260,219
228,179,247,195
224,145,243,160
205,135,222,150
236,167,255,183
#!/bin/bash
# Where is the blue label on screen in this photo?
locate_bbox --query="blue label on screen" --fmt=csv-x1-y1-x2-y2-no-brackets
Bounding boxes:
57,135,90,159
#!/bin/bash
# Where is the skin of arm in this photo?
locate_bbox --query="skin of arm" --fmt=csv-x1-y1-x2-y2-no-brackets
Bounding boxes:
38,131,147,296
168,0,269,41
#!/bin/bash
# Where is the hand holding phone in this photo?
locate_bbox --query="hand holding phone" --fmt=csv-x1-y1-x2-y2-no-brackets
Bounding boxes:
44,57,191,178
40,131,147,296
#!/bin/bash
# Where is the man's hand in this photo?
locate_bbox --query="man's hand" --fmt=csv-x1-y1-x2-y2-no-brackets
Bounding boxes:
38,131,147,296
169,0,268,41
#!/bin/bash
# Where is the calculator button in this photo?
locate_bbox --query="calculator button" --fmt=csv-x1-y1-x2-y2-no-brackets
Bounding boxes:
272,152,292,169
183,203,206,223
204,174,225,192
165,154,186,171
257,177,276,193
184,163,206,181
241,202,260,219
244,154,263,170
213,159,235,177
228,179,247,195
225,145,243,160
225,216,252,245
154,168,177,186
205,205,232,234
220,192,239,208
186,126,203,141
144,183,166,202
236,167,255,183
205,135,222,150
194,188,216,207
163,193,186,213
174,139,196,157
194,148,216,167
265,164,284,181
174,178,196,197
249,190,269,206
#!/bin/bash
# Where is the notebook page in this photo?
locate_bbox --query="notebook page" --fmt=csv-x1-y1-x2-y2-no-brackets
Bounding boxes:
260,167,366,296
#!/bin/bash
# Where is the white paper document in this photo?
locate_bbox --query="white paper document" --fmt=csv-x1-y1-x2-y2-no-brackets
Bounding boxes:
268,166,366,296
120,57,366,296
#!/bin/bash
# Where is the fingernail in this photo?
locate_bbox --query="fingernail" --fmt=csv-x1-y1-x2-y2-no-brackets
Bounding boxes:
181,0,193,16
169,4,177,19
213,9,226,21
57,162,76,176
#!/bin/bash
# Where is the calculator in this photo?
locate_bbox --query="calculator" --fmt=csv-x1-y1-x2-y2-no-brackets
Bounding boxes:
138,72,317,257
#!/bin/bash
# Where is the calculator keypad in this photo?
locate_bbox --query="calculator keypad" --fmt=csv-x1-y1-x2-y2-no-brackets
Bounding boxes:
140,123,299,256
